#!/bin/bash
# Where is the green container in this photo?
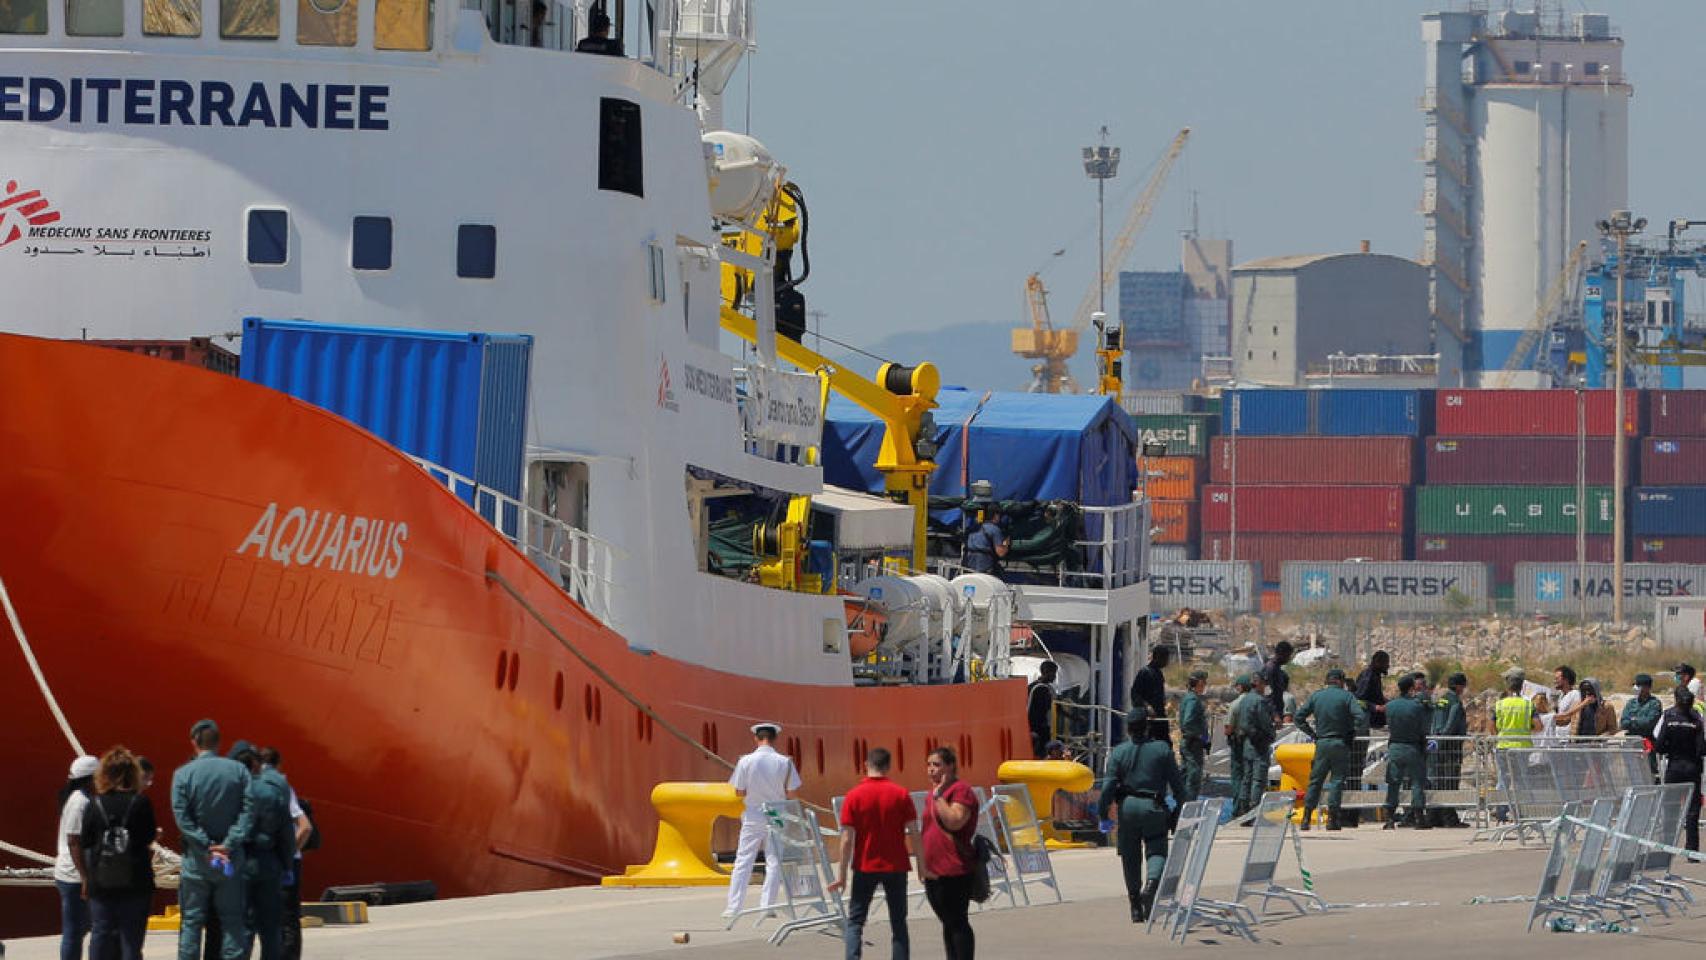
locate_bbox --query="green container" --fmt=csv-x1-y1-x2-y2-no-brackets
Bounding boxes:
1132,413,1217,458
1415,485,1616,535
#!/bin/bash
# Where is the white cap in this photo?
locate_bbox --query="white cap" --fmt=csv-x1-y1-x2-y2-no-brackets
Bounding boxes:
751,722,782,736
69,755,98,779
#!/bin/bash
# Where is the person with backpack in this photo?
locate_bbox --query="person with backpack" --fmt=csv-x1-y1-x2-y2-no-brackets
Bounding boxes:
77,747,157,960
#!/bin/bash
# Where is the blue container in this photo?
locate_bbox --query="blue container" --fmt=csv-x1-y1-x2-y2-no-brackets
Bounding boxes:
1222,389,1311,435
1317,389,1435,437
240,318,533,498
1632,486,1706,536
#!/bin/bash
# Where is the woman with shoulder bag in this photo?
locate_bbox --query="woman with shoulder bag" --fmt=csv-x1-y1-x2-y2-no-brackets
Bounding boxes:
77,747,157,960
919,746,978,960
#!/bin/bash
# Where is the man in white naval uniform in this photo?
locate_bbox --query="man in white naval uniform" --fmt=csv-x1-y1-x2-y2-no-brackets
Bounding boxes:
725,722,802,918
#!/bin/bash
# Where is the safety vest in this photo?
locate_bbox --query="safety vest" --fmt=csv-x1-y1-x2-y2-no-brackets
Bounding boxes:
1495,695,1533,748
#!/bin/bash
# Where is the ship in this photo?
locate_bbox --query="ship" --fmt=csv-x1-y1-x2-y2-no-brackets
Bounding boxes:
0,0,1153,938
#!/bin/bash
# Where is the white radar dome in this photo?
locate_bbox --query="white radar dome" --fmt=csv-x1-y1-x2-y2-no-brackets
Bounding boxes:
703,131,781,223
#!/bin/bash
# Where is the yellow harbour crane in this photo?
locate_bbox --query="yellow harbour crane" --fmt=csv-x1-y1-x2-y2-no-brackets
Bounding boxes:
1492,239,1589,388
1010,128,1191,395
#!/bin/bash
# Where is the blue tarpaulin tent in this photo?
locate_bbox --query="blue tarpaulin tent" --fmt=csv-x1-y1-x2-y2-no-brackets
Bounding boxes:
821,389,1137,506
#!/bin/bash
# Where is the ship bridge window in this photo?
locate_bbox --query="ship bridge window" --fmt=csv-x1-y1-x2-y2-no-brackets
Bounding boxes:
457,224,497,279
598,98,644,198
221,0,278,38
143,0,199,35
298,0,356,46
352,216,392,271
375,0,430,50
246,208,289,265
66,0,121,36
0,0,46,33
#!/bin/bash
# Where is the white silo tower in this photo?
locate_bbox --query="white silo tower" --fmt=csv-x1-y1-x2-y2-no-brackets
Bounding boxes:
1422,8,1630,386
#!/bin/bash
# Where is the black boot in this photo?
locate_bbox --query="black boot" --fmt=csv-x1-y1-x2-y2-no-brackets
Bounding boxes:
1139,879,1161,922
1382,809,1397,830
1130,894,1145,923
1299,807,1314,831
1326,810,1343,831
1415,810,1434,830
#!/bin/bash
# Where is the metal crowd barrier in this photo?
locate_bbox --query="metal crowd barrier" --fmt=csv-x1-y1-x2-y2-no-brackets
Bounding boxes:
759,800,846,945
1233,792,1326,919
1482,739,1651,845
1149,797,1260,943
1527,783,1696,933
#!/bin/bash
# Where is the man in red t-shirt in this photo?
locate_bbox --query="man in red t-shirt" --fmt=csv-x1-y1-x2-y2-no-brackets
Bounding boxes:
831,747,918,960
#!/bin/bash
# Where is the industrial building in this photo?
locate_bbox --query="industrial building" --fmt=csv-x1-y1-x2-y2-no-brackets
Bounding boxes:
1119,234,1232,391
1422,7,1630,385
1227,250,1431,387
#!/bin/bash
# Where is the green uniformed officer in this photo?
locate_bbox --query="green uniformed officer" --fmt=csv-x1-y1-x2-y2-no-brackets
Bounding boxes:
1382,674,1432,829
173,719,256,960
1100,706,1186,923
1178,670,1210,802
1428,672,1468,827
1225,675,1253,816
1239,673,1275,818
1621,673,1664,782
229,741,296,960
1293,668,1363,831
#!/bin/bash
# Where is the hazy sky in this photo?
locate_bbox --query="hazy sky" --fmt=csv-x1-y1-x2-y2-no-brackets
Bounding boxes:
724,1,1706,360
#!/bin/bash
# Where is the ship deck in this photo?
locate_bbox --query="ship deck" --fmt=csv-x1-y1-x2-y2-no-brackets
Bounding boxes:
10,829,1706,957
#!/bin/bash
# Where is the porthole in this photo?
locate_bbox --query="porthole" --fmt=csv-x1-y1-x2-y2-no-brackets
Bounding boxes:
815,739,825,776
506,653,519,691
553,671,565,711
494,651,507,690
583,685,594,722
594,687,604,724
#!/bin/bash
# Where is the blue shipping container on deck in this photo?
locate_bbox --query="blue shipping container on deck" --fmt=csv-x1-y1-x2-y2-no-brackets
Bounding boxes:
1223,389,1311,435
1317,389,1434,437
240,318,533,498
1633,486,1706,537
821,389,1137,505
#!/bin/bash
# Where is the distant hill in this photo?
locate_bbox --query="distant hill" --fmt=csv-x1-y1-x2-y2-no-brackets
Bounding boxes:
825,321,1092,394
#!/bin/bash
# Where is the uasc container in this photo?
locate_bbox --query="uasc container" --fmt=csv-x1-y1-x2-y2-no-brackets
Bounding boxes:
1210,436,1415,485
1200,485,1408,534
1414,485,1615,536
1632,487,1706,537
1434,389,1640,437
1132,413,1216,457
241,318,534,498
1647,391,1706,437
1424,436,1626,486
1140,456,1203,500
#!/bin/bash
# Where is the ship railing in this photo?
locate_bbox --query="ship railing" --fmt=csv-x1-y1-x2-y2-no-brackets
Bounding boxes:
1072,500,1149,591
409,458,618,628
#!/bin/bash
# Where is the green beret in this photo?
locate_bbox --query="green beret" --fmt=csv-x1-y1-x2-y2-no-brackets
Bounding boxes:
1325,668,1346,682
1233,673,1252,687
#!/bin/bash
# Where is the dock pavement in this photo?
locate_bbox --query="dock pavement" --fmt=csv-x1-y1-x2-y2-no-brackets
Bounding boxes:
7,828,1706,957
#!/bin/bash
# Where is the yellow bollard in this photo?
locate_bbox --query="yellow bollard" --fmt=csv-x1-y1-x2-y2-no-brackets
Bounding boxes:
997,759,1096,850
146,904,180,932
602,782,745,887
1273,742,1321,825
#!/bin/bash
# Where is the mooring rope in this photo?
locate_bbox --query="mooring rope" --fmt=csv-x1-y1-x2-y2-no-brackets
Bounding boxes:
0,571,84,755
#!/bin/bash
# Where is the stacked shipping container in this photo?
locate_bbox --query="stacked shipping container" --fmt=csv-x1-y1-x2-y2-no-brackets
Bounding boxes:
1201,389,1426,580
1135,412,1216,559
1415,390,1639,590
1634,392,1706,563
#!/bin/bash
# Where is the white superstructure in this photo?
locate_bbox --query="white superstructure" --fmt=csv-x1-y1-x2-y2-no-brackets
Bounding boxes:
1422,7,1629,384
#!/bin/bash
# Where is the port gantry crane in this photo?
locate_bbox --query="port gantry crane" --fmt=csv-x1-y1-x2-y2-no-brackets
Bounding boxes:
1492,239,1588,388
1010,128,1191,395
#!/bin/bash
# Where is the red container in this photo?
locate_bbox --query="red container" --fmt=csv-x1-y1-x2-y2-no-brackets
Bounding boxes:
1640,437,1706,486
1647,391,1706,437
1201,533,1405,579
1634,537,1706,563
86,337,239,376
1199,485,1407,534
1209,437,1414,485
1425,436,1627,485
1435,389,1640,437
1149,499,1197,545
1411,533,1614,585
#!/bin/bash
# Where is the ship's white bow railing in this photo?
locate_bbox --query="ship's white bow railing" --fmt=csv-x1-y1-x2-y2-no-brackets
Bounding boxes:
1072,500,1149,591
410,457,618,628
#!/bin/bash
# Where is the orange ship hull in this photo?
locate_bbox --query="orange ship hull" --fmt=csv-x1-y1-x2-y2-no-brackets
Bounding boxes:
0,334,1028,936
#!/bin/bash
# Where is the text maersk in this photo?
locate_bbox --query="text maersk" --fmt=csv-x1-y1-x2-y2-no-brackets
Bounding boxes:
1556,576,1695,598
0,77,390,130
1338,575,1459,597
1150,574,1233,598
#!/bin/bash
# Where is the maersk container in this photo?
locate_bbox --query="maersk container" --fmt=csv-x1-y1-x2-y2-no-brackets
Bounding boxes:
1132,413,1215,457
1424,436,1626,486
241,318,534,498
1280,561,1489,614
1412,533,1613,586
1640,438,1706,486
1209,436,1414,485
1514,562,1706,616
1414,485,1615,536
1647,391,1706,437
1148,499,1198,545
1149,561,1259,612
1434,389,1641,437
1632,487,1706,536
1200,485,1408,534
1222,389,1310,436
1201,533,1405,578
1316,389,1434,437
1140,456,1203,500
1636,537,1706,563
